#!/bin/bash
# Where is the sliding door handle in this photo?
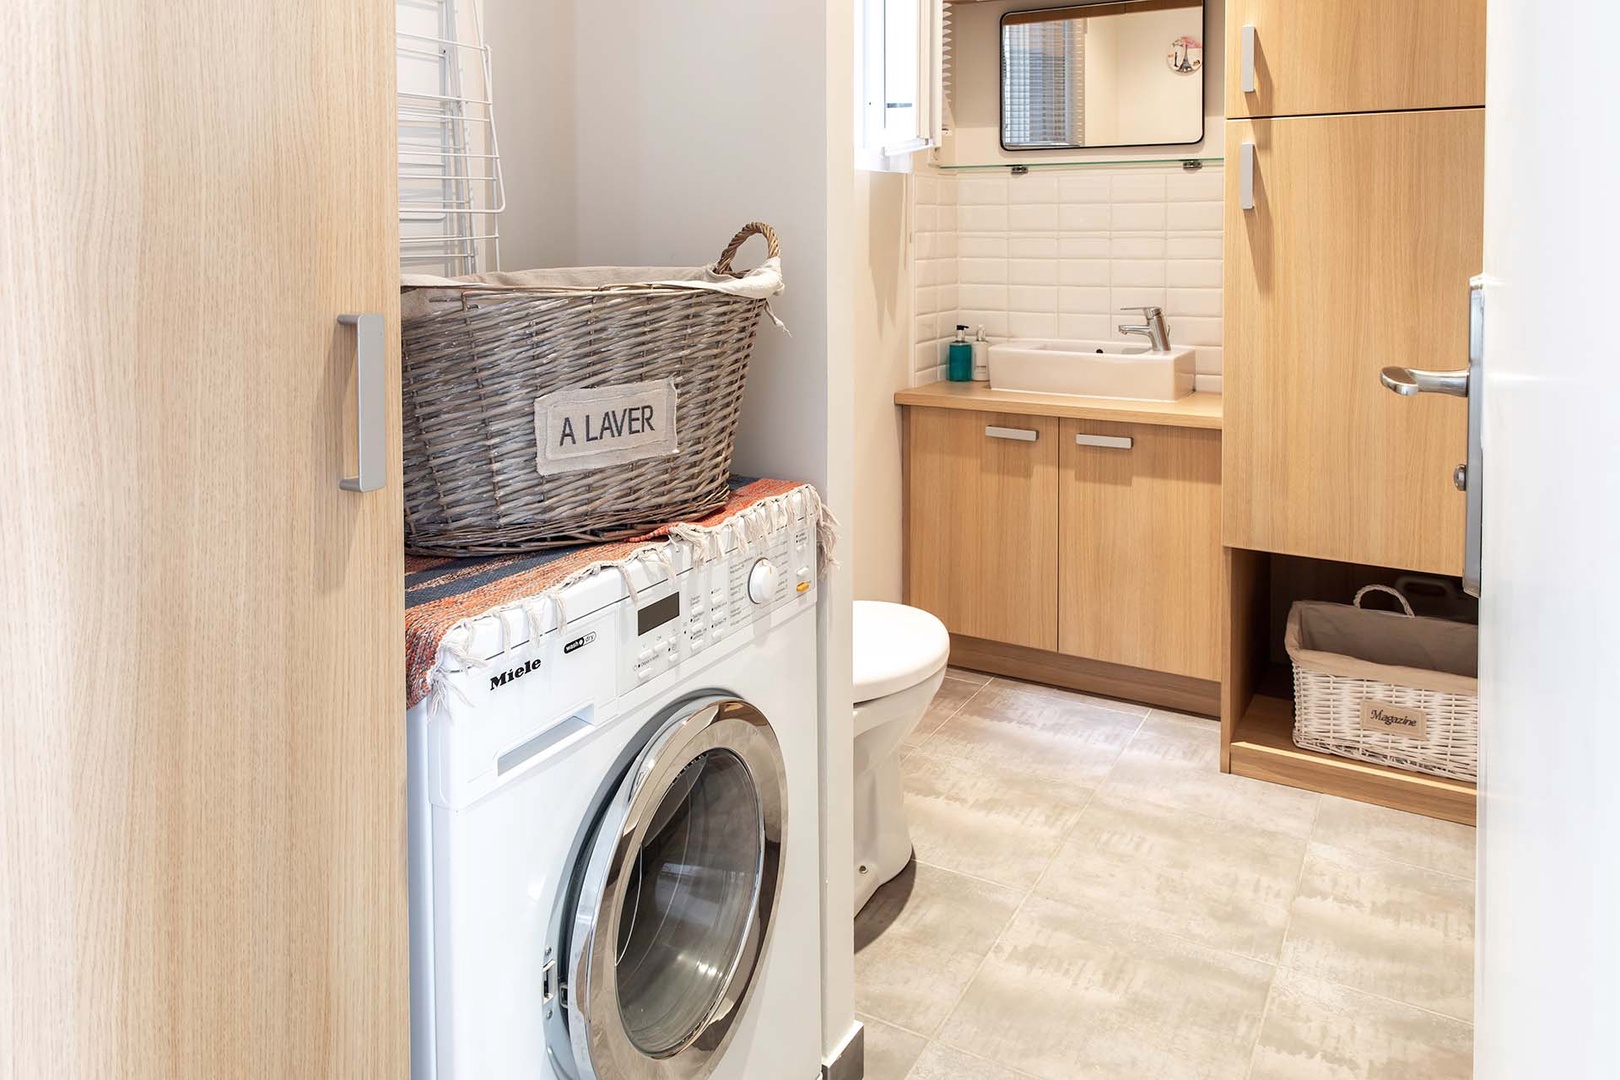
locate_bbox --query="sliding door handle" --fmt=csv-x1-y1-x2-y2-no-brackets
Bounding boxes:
1240,25,1257,93
1379,367,1469,398
1239,142,1256,210
339,313,386,492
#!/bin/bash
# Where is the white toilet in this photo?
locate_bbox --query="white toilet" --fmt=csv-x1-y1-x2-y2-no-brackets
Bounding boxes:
851,600,952,914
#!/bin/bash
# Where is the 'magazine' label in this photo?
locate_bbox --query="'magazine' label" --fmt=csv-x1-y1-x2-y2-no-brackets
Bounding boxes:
1360,700,1429,740
535,379,678,475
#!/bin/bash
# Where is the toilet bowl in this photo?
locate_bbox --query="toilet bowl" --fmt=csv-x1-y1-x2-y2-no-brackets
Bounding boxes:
852,600,951,914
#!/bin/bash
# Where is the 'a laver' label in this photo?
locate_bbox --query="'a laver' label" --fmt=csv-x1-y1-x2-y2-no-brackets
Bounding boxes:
535,379,679,475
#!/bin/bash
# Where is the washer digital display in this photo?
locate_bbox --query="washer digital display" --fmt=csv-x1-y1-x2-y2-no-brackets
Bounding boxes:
637,593,681,636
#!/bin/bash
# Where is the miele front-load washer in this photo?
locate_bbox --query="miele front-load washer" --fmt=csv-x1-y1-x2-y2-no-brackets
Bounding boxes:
408,510,822,1080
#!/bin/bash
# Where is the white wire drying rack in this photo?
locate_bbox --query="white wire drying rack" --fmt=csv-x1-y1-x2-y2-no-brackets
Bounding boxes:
397,0,504,276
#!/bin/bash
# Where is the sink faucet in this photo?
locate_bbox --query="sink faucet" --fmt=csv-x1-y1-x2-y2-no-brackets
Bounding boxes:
1118,306,1171,352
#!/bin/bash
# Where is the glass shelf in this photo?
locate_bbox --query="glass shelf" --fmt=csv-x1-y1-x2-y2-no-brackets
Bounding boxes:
938,156,1224,172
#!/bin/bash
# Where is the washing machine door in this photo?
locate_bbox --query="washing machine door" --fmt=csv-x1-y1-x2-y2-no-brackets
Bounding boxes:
564,697,787,1080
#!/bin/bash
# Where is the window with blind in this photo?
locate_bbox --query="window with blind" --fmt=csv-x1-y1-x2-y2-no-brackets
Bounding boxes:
1002,19,1086,149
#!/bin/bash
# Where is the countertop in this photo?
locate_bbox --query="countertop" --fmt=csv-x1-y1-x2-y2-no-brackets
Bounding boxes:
893,381,1223,430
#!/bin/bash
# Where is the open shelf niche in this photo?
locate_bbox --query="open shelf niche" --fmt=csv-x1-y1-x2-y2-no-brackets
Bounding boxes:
1221,549,1478,826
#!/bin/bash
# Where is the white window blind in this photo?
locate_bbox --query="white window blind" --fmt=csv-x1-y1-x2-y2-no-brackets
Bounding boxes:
1002,19,1086,148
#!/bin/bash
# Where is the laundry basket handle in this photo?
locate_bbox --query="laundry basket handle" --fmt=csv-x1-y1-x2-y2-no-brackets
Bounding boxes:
715,222,781,278
1353,584,1415,617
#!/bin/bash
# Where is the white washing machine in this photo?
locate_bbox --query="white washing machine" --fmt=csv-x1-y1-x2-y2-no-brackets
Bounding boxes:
408,518,823,1080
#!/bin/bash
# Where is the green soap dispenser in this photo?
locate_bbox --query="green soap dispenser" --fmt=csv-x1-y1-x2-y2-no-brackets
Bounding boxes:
947,324,973,382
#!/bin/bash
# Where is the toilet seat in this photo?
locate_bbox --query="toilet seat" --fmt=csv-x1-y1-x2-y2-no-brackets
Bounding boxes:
852,601,950,704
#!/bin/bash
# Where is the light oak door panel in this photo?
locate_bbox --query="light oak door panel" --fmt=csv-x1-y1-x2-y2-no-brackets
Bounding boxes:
905,408,1059,651
1058,421,1223,682
1226,0,1486,118
1224,110,1480,574
0,1,405,1076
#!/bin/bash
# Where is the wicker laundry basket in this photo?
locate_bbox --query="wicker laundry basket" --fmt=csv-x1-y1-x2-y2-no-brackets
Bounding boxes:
1286,585,1480,781
399,222,783,556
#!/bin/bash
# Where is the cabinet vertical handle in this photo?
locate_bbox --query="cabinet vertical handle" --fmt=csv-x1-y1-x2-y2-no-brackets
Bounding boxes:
1239,142,1256,211
339,313,386,493
1240,25,1257,93
985,426,1038,442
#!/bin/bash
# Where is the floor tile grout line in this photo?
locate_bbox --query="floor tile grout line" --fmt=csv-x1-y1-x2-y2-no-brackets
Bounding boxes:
984,675,1153,721
900,677,991,763
1272,966,1478,1028
906,1038,1045,1080
1241,975,1282,1080
1303,833,1478,885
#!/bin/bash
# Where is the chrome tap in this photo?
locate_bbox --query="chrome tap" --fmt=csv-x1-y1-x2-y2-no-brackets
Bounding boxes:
1118,306,1171,352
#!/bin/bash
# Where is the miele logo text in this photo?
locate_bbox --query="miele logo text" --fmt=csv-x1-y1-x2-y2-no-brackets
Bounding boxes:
564,631,597,655
489,658,542,691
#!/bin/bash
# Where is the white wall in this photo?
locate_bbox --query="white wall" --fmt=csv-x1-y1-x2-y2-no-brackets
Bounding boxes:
948,0,1224,166
852,170,911,604
480,0,577,268
474,0,860,1067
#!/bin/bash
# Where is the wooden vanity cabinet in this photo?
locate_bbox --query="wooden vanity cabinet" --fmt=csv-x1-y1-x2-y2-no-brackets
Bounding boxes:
1058,420,1223,682
1223,108,1482,575
904,407,1059,650
1225,0,1486,119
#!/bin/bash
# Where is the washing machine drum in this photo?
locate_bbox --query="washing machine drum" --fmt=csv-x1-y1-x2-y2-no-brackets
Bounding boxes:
556,697,788,1080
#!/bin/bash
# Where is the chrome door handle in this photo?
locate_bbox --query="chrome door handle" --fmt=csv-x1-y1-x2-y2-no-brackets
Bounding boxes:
1376,280,1486,596
1379,366,1469,398
1239,142,1256,211
1240,25,1257,93
339,313,386,492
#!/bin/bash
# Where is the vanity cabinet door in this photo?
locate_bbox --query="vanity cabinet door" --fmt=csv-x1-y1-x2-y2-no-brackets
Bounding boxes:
1226,0,1485,118
904,408,1059,651
1224,110,1480,574
1058,421,1223,682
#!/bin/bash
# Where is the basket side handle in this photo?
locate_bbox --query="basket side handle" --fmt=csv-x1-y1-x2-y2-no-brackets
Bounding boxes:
1353,584,1415,617
715,222,781,278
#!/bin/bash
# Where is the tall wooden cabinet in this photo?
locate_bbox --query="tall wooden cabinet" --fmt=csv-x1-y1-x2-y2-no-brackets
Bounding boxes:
1223,109,1482,574
1223,2,1485,576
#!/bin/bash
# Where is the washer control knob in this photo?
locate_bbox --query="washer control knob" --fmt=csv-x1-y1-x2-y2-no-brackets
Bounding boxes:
746,558,780,605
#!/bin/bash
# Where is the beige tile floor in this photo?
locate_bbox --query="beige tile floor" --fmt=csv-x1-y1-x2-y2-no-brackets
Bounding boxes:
855,670,1476,1080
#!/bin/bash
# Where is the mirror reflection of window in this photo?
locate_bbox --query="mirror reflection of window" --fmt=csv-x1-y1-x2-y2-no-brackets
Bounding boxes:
1001,1,1205,151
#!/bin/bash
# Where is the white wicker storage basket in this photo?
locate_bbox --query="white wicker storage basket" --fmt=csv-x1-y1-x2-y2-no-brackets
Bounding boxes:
1286,585,1480,781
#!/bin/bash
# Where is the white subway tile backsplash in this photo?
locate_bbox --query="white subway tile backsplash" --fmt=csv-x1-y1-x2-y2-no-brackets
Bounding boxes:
960,258,1008,286
959,283,1009,310
1059,173,1113,203
1166,200,1223,231
1167,288,1223,318
1008,311,1059,338
1008,284,1058,311
958,205,1008,233
1010,259,1059,286
1009,204,1060,232
1059,203,1111,232
1166,258,1223,288
1110,202,1167,232
1111,173,1167,202
1008,174,1059,204
909,164,1225,387
1058,259,1110,287
1059,286,1111,315
1008,236,1058,259
1111,260,1167,288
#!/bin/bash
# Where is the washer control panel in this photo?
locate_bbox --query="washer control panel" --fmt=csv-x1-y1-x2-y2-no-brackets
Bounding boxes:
619,517,817,693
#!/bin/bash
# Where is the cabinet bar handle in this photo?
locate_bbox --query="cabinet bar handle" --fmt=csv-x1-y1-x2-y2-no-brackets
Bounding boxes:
339,313,386,493
985,426,1038,442
1074,433,1133,450
1240,25,1257,93
1239,142,1256,211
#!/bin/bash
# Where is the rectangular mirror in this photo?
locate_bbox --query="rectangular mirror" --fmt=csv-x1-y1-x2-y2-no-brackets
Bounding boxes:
1001,1,1205,151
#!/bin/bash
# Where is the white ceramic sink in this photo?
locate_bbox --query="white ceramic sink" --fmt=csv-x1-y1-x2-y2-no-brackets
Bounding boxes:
988,339,1196,402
